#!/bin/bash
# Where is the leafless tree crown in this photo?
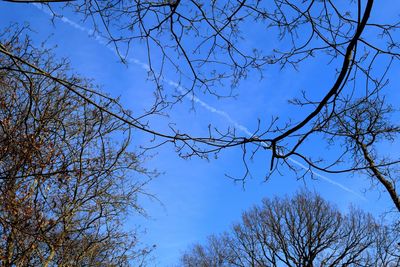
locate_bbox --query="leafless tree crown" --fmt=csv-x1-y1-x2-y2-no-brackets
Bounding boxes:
181,191,400,267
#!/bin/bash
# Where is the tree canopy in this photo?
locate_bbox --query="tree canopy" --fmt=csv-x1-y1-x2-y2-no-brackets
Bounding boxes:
1,0,400,264
181,191,400,267
0,27,154,266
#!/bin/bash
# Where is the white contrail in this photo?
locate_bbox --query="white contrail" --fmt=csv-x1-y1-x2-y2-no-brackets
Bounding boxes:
34,4,255,136
165,80,254,136
288,158,366,200
34,4,366,200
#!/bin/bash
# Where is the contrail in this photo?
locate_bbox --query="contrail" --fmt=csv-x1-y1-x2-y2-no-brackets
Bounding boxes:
165,80,254,137
288,158,366,200
34,4,366,200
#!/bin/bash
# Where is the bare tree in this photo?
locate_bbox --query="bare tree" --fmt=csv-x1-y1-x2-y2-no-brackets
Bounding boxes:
2,1,400,211
181,191,400,267
3,1,72,3
0,27,155,266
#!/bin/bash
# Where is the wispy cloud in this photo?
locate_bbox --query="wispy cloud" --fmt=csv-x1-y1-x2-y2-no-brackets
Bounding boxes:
34,4,366,201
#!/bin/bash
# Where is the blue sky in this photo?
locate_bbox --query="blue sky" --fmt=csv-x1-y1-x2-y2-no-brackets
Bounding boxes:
1,2,399,266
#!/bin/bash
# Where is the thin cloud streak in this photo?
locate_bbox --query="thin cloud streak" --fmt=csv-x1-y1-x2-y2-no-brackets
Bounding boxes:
34,4,366,200
288,158,367,200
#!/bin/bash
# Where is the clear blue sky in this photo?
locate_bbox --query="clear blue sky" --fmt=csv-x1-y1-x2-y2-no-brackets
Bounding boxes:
1,2,399,266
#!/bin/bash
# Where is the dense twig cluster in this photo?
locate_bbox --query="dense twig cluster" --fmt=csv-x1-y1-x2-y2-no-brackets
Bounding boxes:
181,192,400,266
0,28,154,266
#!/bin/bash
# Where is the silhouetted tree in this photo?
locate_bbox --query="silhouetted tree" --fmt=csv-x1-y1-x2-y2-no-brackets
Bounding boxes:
0,27,155,266
181,192,400,267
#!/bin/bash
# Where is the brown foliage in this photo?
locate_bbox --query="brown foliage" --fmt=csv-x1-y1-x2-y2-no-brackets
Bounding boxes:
0,28,154,266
